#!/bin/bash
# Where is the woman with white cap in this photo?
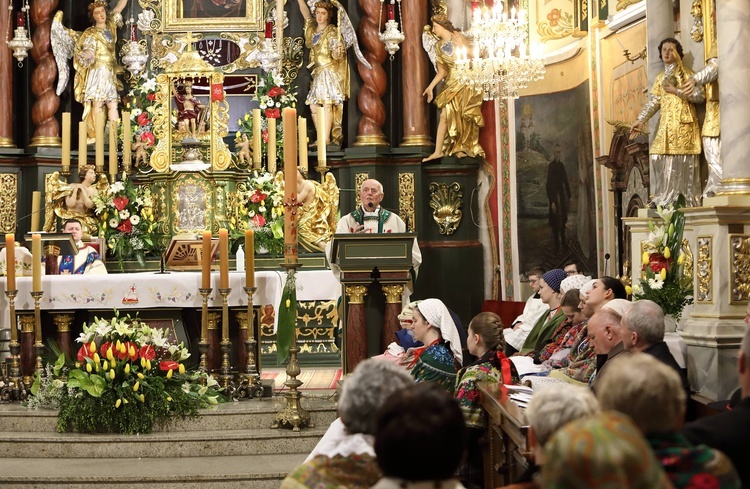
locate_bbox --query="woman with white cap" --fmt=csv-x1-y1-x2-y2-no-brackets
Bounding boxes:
408,298,463,394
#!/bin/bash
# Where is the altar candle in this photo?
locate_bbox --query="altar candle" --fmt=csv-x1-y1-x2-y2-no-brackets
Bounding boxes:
245,229,255,288
32,234,41,294
30,191,41,232
95,111,105,171
267,117,277,174
298,116,308,173
283,108,298,264
122,111,131,171
61,112,71,173
275,0,283,49
316,109,326,166
5,234,15,291
78,120,88,170
219,228,229,290
201,231,211,289
109,119,118,176
252,108,261,168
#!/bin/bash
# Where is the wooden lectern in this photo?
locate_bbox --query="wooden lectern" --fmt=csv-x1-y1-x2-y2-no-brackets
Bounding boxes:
330,233,416,373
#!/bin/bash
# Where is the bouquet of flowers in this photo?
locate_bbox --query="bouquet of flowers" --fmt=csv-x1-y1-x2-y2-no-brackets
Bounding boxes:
236,71,297,170
29,311,223,434
93,177,156,269
633,195,693,322
124,75,159,166
228,171,284,254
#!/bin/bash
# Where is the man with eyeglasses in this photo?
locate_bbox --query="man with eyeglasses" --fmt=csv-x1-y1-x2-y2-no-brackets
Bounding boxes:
563,260,585,276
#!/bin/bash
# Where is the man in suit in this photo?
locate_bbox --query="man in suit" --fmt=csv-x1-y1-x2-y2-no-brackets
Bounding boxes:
682,304,750,487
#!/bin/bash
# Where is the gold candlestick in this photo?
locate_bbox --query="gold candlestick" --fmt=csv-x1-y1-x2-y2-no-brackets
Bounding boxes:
198,287,212,379
218,287,232,390
272,263,312,431
4,289,26,401
31,291,44,380
315,165,330,182
241,286,263,398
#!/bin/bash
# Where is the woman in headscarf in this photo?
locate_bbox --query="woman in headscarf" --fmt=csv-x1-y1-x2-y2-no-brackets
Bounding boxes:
455,312,520,488
408,298,463,393
519,269,568,355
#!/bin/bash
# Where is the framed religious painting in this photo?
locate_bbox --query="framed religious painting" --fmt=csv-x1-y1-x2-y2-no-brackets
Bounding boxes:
140,0,265,33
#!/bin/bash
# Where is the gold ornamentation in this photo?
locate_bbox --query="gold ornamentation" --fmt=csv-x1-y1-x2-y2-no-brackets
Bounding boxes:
141,0,263,33
208,311,220,330
345,285,368,304
19,315,34,334
398,172,415,231
171,174,215,234
690,0,703,42
0,173,18,234
429,0,447,17
281,37,304,86
429,182,462,235
616,0,641,11
354,173,369,209
681,238,694,281
382,284,404,304
537,8,574,42
696,236,712,302
731,236,750,303
52,313,74,333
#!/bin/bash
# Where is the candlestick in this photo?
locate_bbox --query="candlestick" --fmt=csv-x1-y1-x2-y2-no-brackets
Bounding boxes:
218,288,232,389
122,111,131,171
78,120,88,170
198,287,211,378
282,108,299,265
242,286,263,397
109,119,118,177
219,228,229,289
316,109,326,165
31,290,42,344
245,229,255,288
31,234,41,293
5,234,15,291
201,231,212,289
252,108,261,168
267,117,276,174
61,112,71,173
30,191,41,233
95,111,105,172
298,116,308,174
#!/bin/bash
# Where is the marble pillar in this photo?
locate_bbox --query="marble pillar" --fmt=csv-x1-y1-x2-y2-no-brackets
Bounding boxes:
399,0,431,147
644,0,674,147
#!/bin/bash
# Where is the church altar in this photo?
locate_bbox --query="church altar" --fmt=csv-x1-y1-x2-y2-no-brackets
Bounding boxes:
0,269,340,331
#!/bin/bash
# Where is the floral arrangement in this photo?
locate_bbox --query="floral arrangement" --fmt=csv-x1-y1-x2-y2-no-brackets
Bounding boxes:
236,71,297,170
93,177,156,269
124,75,159,165
632,195,693,322
228,171,285,254
30,312,223,434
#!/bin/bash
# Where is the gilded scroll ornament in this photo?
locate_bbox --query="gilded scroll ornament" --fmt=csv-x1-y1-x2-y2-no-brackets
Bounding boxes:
696,236,712,302
382,284,405,304
281,37,304,86
616,0,641,11
429,182,462,235
398,172,415,231
0,173,18,234
354,172,369,209
345,285,368,304
681,238,694,282
731,236,750,303
537,8,574,42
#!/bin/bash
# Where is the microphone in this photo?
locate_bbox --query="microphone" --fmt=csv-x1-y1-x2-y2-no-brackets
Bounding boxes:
367,202,375,210
604,253,611,275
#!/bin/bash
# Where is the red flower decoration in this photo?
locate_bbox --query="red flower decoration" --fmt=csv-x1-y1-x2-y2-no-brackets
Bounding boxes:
686,473,720,489
122,341,139,361
77,343,95,363
99,341,113,360
262,129,268,143
252,214,266,227
146,92,156,101
647,252,673,273
265,108,280,119
139,345,156,361
141,131,155,146
159,360,180,371
250,190,267,203
267,86,286,98
113,196,130,211
137,112,150,127
117,220,133,234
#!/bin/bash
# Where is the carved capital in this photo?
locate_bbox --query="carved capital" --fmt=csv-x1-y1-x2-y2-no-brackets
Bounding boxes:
19,315,35,334
345,285,368,304
52,313,74,333
236,311,249,330
382,284,404,304
207,312,220,330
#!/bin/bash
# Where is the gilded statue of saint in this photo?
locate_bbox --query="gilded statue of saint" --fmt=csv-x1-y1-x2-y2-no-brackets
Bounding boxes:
44,165,109,237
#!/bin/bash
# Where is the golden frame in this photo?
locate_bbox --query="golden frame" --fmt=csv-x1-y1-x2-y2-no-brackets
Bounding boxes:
140,0,264,33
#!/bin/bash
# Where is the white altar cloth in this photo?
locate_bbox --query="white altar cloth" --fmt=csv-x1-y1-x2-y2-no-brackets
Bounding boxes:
0,270,341,331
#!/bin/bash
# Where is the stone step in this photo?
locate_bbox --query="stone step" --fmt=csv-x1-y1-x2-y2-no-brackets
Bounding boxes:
0,393,337,433
0,426,329,458
0,454,306,488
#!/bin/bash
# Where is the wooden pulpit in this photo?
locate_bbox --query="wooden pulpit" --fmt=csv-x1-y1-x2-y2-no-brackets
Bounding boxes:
330,233,416,373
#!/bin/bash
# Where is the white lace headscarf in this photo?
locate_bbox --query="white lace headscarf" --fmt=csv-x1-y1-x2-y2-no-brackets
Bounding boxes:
416,298,463,365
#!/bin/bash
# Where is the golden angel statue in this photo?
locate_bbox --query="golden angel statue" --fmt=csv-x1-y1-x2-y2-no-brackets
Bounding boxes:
422,15,485,162
51,0,128,140
274,170,339,252
44,164,110,236
295,0,371,147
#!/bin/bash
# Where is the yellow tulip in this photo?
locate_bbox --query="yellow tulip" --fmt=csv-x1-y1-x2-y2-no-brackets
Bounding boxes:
123,398,129,404
116,340,122,351
664,247,671,259
146,360,152,371
179,364,185,374
103,360,109,371
678,254,685,265
141,357,146,368
89,341,97,354
642,251,649,266
109,369,115,380
167,369,173,379
167,396,172,402
133,381,140,391
625,285,633,295
93,353,100,365
286,299,291,308
660,268,667,281
106,349,114,362
129,345,136,358
137,372,144,380
139,394,145,403
86,363,92,373
115,399,122,408
125,363,131,374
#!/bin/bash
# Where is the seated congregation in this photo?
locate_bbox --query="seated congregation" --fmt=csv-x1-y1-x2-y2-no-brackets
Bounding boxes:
281,267,750,489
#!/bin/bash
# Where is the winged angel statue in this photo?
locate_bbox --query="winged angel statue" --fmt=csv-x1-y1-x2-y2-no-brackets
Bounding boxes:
295,0,370,146
51,0,128,141
43,165,110,236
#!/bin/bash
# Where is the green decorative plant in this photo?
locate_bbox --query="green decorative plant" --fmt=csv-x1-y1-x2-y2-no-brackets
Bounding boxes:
228,171,285,255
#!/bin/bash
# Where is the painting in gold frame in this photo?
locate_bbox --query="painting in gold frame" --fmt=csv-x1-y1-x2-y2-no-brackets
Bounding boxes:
157,0,264,33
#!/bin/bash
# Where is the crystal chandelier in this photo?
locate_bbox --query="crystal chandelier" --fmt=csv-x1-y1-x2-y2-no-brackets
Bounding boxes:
454,1,545,100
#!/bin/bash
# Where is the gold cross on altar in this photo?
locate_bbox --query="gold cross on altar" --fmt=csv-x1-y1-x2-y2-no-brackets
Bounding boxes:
184,31,201,52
